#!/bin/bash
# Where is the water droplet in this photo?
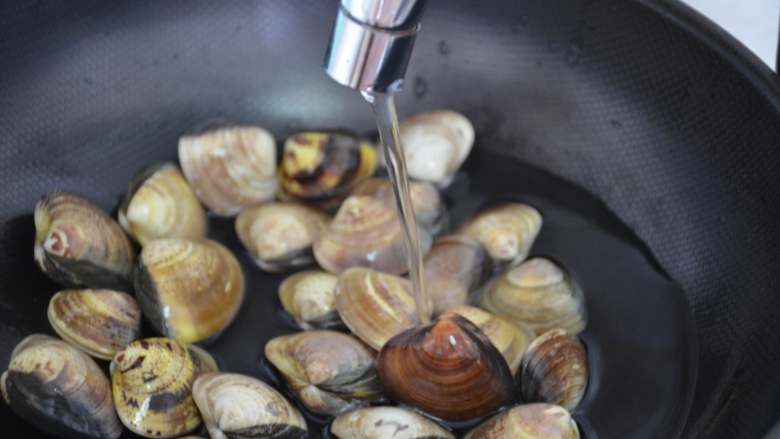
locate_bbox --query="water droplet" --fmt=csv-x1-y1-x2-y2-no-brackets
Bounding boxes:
535,59,544,68
413,76,428,99
547,40,562,53
565,43,582,67
610,120,622,128
438,40,450,56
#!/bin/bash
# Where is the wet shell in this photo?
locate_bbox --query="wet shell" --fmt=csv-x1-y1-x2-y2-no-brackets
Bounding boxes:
464,404,580,439
34,191,135,291
264,331,382,415
519,329,588,410
235,202,330,272
110,337,218,438
135,238,245,344
47,289,141,360
424,234,491,314
335,267,429,350
178,126,277,216
460,203,542,264
118,163,206,245
376,315,515,421
1,335,121,439
441,306,535,375
279,131,377,208
352,177,448,235
193,373,308,439
331,406,454,439
480,257,587,335
399,110,475,188
279,270,342,330
314,195,432,275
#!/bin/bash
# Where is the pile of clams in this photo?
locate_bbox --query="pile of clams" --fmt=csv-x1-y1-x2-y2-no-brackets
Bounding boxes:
9,110,595,438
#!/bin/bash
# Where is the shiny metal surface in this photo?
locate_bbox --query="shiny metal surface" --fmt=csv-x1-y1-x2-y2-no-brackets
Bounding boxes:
341,0,425,28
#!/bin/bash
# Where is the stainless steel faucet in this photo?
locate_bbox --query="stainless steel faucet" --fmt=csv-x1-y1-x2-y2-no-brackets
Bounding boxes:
324,0,427,93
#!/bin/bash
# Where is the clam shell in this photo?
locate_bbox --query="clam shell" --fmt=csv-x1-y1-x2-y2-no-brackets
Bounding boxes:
460,203,542,264
1,335,121,439
192,373,308,439
399,110,474,188
135,238,245,344
178,126,277,216
264,331,382,415
424,234,491,314
34,191,135,290
519,329,588,410
47,289,141,360
480,257,587,335
464,403,580,439
110,337,218,438
441,305,535,375
314,195,432,275
235,202,330,272
335,267,428,350
118,163,206,245
352,177,448,235
376,315,515,421
331,406,454,439
279,270,342,330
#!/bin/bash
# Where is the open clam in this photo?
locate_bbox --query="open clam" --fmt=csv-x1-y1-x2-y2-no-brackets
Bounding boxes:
424,234,491,314
519,329,588,410
264,330,382,415
460,203,542,265
34,191,135,290
331,406,454,439
135,238,245,344
118,163,206,245
480,257,587,335
193,373,308,439
1,335,121,439
352,177,448,235
235,202,330,272
464,404,580,439
47,288,141,360
279,270,342,330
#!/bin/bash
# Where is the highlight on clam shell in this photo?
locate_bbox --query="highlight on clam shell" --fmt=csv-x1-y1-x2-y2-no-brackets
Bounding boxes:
178,125,277,216
1,335,121,439
331,406,455,439
279,270,342,330
460,202,542,264
464,403,580,439
352,177,448,235
192,372,308,439
313,195,432,275
519,329,588,411
424,234,492,315
110,337,218,438
33,191,135,291
264,330,382,415
235,202,330,272
376,315,515,422
135,238,245,344
47,288,141,360
480,257,587,336
118,162,207,245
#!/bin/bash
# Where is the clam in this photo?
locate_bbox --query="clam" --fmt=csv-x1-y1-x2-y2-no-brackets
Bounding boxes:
110,337,218,438
399,110,475,188
279,270,342,330
178,125,277,216
1,335,121,439
464,404,580,439
47,288,141,360
135,238,245,344
118,163,207,245
519,329,588,410
235,202,330,272
460,203,542,264
424,234,491,314
335,267,429,350
279,131,377,208
34,191,135,290
441,306,535,375
193,373,308,439
264,330,382,415
480,257,587,335
314,195,432,275
376,315,515,421
331,406,454,439
352,177,448,235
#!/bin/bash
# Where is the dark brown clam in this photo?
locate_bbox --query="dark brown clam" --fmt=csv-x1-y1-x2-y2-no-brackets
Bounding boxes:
376,315,515,421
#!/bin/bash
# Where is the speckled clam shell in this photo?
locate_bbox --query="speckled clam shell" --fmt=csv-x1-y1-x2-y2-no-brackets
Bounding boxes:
424,234,492,315
279,270,342,330
460,203,543,264
47,289,141,360
464,403,580,439
331,406,454,439
352,177,448,235
178,126,277,216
